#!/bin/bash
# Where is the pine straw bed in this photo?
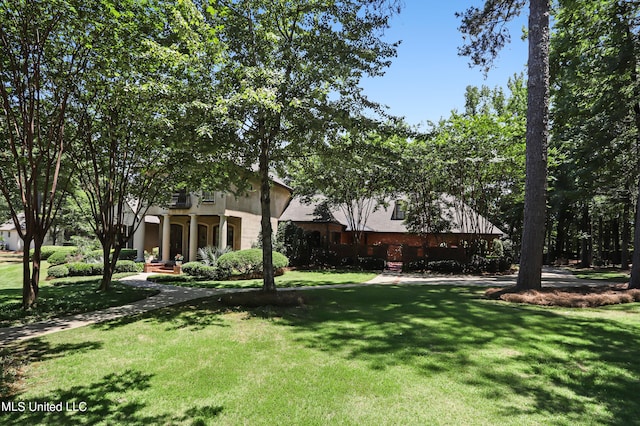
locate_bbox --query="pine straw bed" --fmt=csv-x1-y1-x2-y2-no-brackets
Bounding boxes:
485,284,640,307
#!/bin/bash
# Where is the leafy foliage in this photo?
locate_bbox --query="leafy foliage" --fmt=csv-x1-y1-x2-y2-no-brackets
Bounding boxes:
217,249,289,277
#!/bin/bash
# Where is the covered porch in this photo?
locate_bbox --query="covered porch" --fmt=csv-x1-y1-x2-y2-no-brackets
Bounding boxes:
133,213,241,262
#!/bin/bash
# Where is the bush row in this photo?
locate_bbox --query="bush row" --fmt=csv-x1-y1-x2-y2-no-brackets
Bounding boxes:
403,256,512,274
47,260,143,279
181,262,224,280
181,249,289,280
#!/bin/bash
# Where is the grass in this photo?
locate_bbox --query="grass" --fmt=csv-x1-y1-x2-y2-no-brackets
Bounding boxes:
571,268,630,283
2,285,639,425
149,269,378,289
0,256,158,327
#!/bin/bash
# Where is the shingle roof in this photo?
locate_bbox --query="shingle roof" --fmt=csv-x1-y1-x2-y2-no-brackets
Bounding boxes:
280,196,504,235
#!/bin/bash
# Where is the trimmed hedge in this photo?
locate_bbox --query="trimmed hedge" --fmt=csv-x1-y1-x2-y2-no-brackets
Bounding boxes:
118,249,138,261
182,262,222,280
47,248,79,266
67,262,100,276
428,260,464,274
115,260,143,273
47,265,70,279
217,249,289,276
30,245,77,261
357,257,385,270
47,260,142,279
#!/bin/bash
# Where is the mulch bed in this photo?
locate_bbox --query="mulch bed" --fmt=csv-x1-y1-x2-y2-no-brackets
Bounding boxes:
485,284,640,307
218,290,308,308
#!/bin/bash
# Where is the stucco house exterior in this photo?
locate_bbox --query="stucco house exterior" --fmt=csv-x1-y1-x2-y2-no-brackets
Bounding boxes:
0,214,57,252
131,177,292,263
0,217,25,251
279,196,504,262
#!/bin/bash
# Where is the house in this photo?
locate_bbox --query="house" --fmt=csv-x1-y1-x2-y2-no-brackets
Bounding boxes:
0,214,57,252
131,176,292,262
279,196,504,262
0,216,24,251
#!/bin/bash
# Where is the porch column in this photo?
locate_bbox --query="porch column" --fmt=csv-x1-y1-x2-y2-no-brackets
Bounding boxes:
162,214,170,262
189,214,198,262
133,216,146,261
219,214,228,249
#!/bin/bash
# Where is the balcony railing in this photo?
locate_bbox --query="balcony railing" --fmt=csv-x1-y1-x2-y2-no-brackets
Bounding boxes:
169,190,192,209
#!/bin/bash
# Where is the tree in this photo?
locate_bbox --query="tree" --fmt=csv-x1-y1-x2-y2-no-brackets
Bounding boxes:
0,0,95,308
205,0,401,292
291,131,405,262
406,77,526,249
550,0,640,284
68,1,220,291
459,0,550,289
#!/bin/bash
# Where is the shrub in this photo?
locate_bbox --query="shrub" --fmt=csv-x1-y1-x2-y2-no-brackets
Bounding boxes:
31,246,76,262
115,260,143,273
118,249,138,261
217,249,289,276
357,257,385,270
85,249,106,262
182,262,204,276
464,255,511,274
67,262,97,276
47,265,69,279
197,246,231,266
182,261,224,280
404,259,428,272
428,260,464,274
46,247,78,266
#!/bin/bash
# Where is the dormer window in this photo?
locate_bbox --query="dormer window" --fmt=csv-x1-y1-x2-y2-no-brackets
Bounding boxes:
391,200,406,220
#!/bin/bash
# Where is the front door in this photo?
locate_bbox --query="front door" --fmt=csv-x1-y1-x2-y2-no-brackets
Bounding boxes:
170,224,183,260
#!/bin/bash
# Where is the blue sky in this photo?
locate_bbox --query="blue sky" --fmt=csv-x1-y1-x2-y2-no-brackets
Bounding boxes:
360,1,529,129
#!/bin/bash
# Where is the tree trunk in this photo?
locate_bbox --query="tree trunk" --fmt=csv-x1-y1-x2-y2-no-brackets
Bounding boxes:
516,0,550,290
555,205,568,262
100,243,112,291
22,236,37,309
630,181,640,288
259,138,276,293
622,199,631,269
613,217,620,265
580,204,592,268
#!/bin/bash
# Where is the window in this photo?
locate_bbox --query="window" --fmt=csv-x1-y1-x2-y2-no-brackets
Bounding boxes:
213,224,235,250
391,200,406,220
201,191,216,203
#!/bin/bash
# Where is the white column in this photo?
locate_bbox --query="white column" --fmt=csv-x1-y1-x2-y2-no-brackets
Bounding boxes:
162,214,170,262
189,214,198,262
219,214,228,249
133,216,146,261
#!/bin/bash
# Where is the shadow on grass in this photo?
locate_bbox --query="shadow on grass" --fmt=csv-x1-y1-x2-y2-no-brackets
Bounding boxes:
273,285,640,425
2,367,223,425
93,297,230,332
0,283,158,327
1,340,103,399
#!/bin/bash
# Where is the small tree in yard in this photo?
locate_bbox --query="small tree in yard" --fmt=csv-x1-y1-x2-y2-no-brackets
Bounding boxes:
69,1,221,291
0,0,97,308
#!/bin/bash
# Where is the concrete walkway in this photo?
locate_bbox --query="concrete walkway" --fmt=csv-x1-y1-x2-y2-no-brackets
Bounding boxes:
0,274,227,344
0,267,605,345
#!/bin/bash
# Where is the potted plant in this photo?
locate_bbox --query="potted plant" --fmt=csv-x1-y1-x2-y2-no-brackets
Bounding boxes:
174,253,184,265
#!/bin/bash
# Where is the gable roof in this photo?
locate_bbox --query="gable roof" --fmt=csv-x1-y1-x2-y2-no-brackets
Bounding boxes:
280,196,504,236
0,214,24,232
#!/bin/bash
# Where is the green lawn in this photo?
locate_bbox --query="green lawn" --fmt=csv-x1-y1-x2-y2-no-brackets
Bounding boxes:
2,285,639,425
572,268,630,283
0,260,158,327
150,269,379,289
